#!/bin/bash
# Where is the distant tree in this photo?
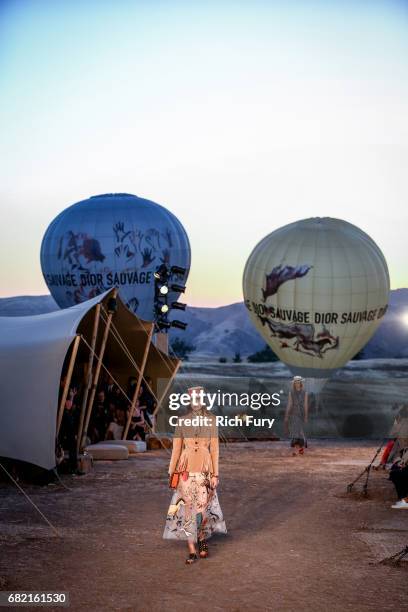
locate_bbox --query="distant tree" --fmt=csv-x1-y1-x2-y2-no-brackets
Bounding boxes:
171,338,195,360
247,344,279,363
233,352,242,363
219,357,228,363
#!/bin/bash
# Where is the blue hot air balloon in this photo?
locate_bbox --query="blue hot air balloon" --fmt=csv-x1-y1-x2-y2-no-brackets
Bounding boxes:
40,193,191,321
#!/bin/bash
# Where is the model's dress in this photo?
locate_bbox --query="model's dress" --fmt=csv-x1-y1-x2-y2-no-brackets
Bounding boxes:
163,413,227,542
289,388,307,448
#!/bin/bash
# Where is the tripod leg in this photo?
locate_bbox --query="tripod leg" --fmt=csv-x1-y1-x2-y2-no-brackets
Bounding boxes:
347,467,368,492
395,546,408,565
346,442,385,494
363,445,385,495
362,466,371,496
381,545,408,566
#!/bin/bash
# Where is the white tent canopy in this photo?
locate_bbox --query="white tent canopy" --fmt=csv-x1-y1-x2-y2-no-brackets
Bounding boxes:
0,289,179,470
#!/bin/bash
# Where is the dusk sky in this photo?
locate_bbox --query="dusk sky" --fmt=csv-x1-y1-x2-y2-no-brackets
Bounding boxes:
1,0,407,306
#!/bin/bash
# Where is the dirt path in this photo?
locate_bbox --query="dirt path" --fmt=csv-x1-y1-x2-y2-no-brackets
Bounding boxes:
1,441,407,611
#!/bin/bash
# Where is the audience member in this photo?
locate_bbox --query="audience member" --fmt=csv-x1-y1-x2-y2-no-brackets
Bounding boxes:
390,446,408,509
89,390,110,442
106,407,127,440
128,402,146,441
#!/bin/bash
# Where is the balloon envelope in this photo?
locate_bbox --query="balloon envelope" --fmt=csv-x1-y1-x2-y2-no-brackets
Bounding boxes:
242,217,390,378
41,193,191,321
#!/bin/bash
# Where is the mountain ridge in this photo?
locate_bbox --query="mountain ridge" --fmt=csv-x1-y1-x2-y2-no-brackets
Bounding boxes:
1,289,408,359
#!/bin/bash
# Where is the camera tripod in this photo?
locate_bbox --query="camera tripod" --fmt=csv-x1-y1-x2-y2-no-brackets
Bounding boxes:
346,441,385,496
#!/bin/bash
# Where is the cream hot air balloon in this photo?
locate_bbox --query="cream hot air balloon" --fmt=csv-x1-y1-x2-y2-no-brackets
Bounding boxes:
243,218,390,381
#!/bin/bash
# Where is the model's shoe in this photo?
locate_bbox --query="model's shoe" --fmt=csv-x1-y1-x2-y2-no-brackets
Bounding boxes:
198,539,209,558
185,553,199,564
391,499,408,509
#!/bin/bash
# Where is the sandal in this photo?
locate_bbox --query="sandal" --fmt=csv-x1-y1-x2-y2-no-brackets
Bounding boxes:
198,540,209,558
185,553,198,565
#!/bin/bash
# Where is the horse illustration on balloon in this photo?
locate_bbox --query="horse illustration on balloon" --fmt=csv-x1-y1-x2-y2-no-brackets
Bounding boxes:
258,263,339,358
259,316,339,358
262,264,312,301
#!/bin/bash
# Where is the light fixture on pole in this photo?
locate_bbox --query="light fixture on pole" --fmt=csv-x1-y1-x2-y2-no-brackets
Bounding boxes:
153,263,188,335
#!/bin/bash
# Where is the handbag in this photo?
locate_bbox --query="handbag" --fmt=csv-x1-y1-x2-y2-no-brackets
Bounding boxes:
169,472,180,489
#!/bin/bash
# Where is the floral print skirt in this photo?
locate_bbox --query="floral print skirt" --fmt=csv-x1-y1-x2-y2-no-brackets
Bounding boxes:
163,472,227,542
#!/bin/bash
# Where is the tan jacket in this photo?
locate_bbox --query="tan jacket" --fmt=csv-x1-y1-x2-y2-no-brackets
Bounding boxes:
400,447,408,465
168,412,219,476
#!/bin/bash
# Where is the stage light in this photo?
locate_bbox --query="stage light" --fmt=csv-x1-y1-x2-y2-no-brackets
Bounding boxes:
171,320,187,330
153,263,188,333
154,264,169,281
157,319,171,330
170,265,187,276
402,311,408,327
170,283,186,293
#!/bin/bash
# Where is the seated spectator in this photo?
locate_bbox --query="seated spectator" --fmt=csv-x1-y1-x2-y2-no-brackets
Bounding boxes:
112,389,130,419
127,402,146,441
108,398,117,422
387,405,408,465
104,376,118,403
89,390,110,442
106,407,127,440
127,376,138,398
374,404,408,470
375,438,397,470
389,446,408,509
112,385,124,409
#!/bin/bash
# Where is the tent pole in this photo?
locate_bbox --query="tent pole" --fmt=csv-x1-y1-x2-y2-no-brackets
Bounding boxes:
76,303,101,453
80,289,118,450
122,325,154,440
56,334,81,435
151,360,181,431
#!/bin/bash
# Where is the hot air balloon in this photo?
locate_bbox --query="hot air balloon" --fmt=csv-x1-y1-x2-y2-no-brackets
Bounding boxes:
41,193,191,321
243,218,389,382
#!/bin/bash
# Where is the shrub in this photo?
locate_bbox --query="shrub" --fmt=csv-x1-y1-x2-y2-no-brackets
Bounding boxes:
247,344,279,363
171,338,195,359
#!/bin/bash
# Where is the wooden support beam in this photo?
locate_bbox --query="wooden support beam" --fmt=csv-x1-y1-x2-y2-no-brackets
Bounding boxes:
76,303,101,453
122,325,154,440
56,334,81,435
80,289,118,450
151,360,181,430
154,332,169,355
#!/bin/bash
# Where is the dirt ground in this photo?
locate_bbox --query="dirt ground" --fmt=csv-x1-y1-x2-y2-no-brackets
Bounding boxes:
1,441,407,612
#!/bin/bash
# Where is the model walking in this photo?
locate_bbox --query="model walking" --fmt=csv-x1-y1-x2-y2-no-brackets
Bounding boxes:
163,386,227,564
284,376,309,455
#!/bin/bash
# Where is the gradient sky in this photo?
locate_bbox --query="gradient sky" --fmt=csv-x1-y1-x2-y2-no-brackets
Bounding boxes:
1,0,407,306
